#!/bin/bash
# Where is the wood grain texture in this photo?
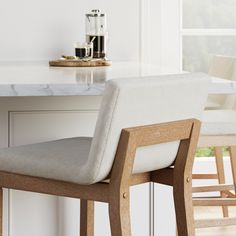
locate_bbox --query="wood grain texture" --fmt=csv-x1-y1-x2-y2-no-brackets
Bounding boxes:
173,120,201,236
49,59,112,67
214,146,229,217
109,129,136,236
193,198,236,206
0,188,2,236
0,171,109,202
229,146,236,196
108,119,200,236
195,218,236,228
196,206,236,235
151,168,174,186
80,200,94,236
192,174,218,179
192,184,234,193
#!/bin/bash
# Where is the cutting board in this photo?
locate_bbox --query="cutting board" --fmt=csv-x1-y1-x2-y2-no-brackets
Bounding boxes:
49,59,112,67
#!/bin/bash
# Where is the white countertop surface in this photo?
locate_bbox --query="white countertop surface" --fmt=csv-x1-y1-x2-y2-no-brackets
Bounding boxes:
0,61,178,84
0,62,179,96
0,61,235,96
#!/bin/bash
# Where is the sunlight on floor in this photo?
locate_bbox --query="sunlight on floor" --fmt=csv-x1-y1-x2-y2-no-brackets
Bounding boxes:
195,207,236,236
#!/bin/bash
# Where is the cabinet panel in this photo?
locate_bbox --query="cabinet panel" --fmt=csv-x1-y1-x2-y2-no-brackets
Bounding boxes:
9,190,58,236
154,184,176,236
130,184,150,236
9,110,98,146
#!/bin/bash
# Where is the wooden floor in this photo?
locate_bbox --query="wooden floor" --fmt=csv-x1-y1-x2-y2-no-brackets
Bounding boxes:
195,207,236,235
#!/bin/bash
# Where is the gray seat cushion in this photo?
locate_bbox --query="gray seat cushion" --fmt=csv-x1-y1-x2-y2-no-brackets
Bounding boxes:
0,137,92,184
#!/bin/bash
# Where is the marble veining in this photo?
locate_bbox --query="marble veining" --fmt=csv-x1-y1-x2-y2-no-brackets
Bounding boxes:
0,62,235,96
0,62,177,97
0,84,105,96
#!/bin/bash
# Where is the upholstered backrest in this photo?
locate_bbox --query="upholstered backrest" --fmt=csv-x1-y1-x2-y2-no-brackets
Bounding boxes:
208,55,236,79
208,55,236,108
85,73,210,184
223,63,236,109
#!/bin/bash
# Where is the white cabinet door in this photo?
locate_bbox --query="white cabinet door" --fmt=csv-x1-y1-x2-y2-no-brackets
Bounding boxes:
9,111,98,146
8,110,151,236
130,184,150,236
154,184,176,236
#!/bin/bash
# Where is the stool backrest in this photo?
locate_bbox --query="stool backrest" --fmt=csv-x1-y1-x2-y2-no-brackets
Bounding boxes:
223,62,236,109
208,55,236,109
86,73,210,184
208,55,236,80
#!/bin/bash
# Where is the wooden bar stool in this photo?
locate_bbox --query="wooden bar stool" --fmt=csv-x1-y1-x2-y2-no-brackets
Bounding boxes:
0,74,209,236
193,110,236,228
192,56,236,226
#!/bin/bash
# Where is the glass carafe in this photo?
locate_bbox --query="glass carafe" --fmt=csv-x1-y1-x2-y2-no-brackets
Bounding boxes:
85,9,107,59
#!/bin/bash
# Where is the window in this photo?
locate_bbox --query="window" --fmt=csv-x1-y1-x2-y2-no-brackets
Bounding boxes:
181,0,236,72
181,0,236,157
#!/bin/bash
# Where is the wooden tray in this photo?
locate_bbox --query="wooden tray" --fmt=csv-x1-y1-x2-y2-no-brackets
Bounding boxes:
49,59,112,67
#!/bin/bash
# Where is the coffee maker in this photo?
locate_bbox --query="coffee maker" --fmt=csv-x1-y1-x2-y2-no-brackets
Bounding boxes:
85,9,107,59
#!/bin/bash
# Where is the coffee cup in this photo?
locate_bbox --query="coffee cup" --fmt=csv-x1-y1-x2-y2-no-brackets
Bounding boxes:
74,42,93,60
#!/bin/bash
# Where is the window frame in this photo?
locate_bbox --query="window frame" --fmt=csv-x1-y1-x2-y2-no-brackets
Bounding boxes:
180,0,236,70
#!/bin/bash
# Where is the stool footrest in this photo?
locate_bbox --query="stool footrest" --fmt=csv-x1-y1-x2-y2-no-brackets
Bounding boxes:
192,184,235,193
195,218,236,228
192,173,218,179
193,198,236,206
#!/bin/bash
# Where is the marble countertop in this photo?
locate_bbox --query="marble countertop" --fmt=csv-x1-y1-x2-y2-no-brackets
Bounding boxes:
0,61,235,96
0,62,180,96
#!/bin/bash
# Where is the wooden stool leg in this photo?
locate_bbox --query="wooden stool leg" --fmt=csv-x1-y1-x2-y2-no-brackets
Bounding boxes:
109,191,131,236
229,146,236,197
0,188,2,236
173,177,195,236
214,147,229,217
80,199,94,236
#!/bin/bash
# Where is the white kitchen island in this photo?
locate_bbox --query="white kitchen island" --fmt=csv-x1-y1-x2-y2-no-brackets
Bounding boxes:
0,62,235,236
0,62,182,236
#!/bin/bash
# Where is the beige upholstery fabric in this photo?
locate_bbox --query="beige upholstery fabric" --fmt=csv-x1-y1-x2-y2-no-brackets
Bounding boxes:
0,137,92,183
201,110,236,135
203,58,236,134
0,74,210,184
208,55,236,79
223,63,236,109
206,55,236,110
87,73,210,184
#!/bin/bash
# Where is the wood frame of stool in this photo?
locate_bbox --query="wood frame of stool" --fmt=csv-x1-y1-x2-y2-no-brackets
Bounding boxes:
193,135,236,227
0,119,200,236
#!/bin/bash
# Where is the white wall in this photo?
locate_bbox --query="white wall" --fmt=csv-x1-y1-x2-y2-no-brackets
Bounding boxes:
0,0,140,62
0,0,181,69
140,0,181,70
